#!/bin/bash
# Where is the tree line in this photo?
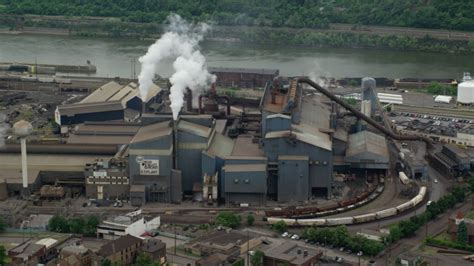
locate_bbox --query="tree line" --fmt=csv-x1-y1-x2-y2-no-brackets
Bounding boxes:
1,0,473,31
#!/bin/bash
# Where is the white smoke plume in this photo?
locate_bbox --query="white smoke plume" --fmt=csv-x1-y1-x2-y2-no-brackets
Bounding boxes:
138,14,215,120
308,61,332,89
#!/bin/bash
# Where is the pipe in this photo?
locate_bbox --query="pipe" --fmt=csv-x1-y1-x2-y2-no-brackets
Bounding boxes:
198,95,203,114
217,95,231,115
295,77,432,146
20,138,28,189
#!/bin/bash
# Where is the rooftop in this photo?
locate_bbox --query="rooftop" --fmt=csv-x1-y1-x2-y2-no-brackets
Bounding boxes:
98,234,143,257
265,130,332,151
131,121,172,144
345,130,389,159
231,135,264,156
264,242,322,265
142,239,165,253
178,119,212,139
207,133,235,158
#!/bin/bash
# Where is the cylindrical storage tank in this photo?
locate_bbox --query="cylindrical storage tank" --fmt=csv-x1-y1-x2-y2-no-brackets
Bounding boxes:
353,213,377,223
457,81,474,104
325,217,354,226
376,208,397,219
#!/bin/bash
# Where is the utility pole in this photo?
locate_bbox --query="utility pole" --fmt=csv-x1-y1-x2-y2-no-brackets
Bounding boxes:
174,223,177,255
247,230,250,266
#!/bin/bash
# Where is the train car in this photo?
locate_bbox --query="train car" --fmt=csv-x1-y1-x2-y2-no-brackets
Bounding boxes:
419,186,427,197
412,195,424,206
267,217,297,226
297,218,326,227
399,171,410,185
353,213,377,223
318,202,339,212
396,201,414,213
325,217,354,226
338,198,358,208
375,208,397,219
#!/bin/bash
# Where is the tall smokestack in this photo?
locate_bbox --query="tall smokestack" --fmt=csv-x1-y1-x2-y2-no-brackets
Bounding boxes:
172,118,179,169
13,120,33,196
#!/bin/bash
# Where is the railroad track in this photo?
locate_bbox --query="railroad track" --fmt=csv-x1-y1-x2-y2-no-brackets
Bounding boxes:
394,105,474,119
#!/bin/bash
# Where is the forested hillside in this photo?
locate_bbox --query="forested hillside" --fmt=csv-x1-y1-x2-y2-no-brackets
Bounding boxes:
1,0,473,31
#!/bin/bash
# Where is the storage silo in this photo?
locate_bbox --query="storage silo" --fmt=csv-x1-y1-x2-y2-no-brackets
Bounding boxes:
457,80,474,104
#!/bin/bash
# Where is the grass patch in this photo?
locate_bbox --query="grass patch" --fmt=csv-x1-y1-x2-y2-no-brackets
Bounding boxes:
465,210,474,219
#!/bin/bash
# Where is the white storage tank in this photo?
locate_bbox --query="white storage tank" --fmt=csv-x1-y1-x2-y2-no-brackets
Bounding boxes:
457,80,474,104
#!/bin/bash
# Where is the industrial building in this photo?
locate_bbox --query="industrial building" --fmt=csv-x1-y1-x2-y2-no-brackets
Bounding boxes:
209,67,279,88
0,72,407,207
55,81,162,125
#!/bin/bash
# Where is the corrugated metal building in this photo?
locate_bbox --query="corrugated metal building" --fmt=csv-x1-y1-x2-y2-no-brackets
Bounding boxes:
260,80,334,200
344,130,389,170
209,67,279,88
56,81,162,125
128,121,175,204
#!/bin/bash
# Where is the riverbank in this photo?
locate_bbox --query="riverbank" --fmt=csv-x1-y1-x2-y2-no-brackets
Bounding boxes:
1,15,474,54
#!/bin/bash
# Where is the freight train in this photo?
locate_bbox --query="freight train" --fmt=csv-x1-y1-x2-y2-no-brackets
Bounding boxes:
267,186,426,227
265,179,383,219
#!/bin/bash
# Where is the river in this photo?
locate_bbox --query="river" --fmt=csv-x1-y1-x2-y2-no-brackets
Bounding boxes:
0,33,473,79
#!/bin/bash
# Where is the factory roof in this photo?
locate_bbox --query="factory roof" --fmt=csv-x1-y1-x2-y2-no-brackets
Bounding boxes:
178,120,212,138
209,67,279,75
267,113,291,120
73,123,140,135
224,164,267,172
67,134,134,145
58,101,125,116
345,131,389,159
264,242,322,265
265,130,332,151
80,81,124,103
299,94,330,130
207,133,235,158
0,154,110,172
231,135,264,156
131,121,172,143
215,119,227,134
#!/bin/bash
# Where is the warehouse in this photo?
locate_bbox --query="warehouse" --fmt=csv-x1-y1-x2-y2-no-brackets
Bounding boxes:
55,81,162,125
344,130,389,172
209,67,279,88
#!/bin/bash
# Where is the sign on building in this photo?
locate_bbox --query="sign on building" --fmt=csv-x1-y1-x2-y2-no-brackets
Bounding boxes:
140,159,159,175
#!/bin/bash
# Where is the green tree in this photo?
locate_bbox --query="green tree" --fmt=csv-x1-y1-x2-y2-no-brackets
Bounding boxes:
84,216,100,237
0,218,7,232
134,253,161,266
457,221,469,245
247,214,255,226
68,217,85,234
48,215,69,233
216,212,241,229
101,258,112,266
272,220,287,234
0,246,6,266
250,250,264,266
